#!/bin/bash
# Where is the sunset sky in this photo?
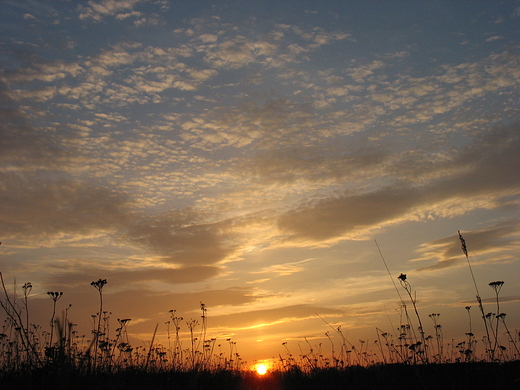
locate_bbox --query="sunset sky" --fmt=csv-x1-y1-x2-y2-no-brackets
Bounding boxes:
1,0,520,364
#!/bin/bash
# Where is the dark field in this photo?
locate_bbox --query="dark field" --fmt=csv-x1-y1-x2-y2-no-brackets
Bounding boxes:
2,362,520,390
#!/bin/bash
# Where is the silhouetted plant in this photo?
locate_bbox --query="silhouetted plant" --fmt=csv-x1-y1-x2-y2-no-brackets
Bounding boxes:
0,272,41,368
464,306,476,362
1,235,520,390
458,231,493,361
496,313,520,360
397,273,427,363
429,313,443,363
489,281,504,359
46,291,63,352
90,279,107,369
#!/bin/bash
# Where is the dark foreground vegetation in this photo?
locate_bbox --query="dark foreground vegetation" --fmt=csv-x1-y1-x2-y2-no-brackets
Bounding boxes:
1,234,519,389
1,362,520,390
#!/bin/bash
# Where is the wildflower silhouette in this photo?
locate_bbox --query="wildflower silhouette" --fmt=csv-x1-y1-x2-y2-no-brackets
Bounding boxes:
489,281,505,359
397,273,426,362
91,279,107,369
458,231,493,361
47,291,63,350
22,282,32,330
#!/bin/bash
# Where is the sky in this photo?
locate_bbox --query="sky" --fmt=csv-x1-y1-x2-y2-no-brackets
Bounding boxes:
1,0,520,365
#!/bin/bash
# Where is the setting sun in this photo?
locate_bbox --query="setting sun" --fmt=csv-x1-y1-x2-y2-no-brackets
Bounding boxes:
255,363,268,375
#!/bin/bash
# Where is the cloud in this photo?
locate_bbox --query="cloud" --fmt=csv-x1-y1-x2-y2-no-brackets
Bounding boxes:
3,60,83,84
2,41,220,107
198,33,218,43
485,36,502,42
277,123,520,243
414,221,520,272
203,39,258,70
180,99,318,151
461,295,520,305
125,209,236,266
211,304,343,330
115,11,142,20
252,258,316,277
191,22,351,70
278,186,421,242
78,0,144,21
0,174,130,242
46,265,222,288
235,145,389,186
0,86,66,167
347,60,385,83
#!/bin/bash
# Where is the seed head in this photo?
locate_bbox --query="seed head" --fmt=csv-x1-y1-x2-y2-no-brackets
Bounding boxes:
22,282,32,296
47,291,63,302
91,279,107,291
488,281,504,294
458,231,468,257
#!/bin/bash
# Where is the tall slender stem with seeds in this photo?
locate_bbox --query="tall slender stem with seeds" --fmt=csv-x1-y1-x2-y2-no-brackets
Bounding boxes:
91,279,107,369
489,281,504,359
458,231,493,361
47,291,63,350
0,272,41,367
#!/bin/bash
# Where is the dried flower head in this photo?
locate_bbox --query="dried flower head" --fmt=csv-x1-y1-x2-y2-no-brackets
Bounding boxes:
91,279,107,291
458,230,468,257
397,273,407,281
47,291,63,301
22,282,32,296
488,281,504,294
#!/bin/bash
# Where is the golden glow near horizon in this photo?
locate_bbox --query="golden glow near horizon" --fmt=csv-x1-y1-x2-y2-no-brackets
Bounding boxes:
1,0,520,365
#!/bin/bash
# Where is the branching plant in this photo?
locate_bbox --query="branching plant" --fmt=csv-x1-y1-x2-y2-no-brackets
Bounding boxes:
458,231,493,361
90,279,107,370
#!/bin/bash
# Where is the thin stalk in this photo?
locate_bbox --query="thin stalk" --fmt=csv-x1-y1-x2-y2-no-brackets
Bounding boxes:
458,231,493,361
144,323,158,371
375,241,418,343
489,281,504,358
498,314,520,359
316,313,368,365
90,279,107,370
0,272,42,367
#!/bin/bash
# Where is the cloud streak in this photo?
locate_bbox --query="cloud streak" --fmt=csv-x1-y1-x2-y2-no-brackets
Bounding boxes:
277,123,520,243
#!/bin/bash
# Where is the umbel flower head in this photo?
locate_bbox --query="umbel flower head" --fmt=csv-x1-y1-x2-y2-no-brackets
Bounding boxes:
22,282,32,296
91,279,107,291
489,280,504,294
397,273,407,281
47,291,63,302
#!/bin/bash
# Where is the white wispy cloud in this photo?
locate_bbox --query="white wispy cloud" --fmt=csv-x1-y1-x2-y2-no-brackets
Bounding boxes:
252,258,316,277
78,0,145,21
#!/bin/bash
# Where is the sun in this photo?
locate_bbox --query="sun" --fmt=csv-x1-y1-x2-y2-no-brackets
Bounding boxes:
255,363,268,375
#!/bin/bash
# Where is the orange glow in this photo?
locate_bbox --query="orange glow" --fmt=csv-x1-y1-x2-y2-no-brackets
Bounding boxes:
255,363,268,375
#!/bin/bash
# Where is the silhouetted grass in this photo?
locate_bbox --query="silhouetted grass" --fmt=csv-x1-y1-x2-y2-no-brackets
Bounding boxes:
1,235,520,389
